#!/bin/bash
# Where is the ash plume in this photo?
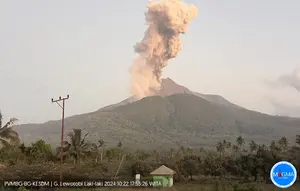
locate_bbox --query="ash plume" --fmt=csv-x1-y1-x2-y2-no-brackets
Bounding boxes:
130,0,198,99
278,68,300,92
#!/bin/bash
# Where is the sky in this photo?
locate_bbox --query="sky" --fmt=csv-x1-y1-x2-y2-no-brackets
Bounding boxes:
0,0,299,124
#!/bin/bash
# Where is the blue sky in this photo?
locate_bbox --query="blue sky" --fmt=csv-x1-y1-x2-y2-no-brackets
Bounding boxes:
0,0,299,123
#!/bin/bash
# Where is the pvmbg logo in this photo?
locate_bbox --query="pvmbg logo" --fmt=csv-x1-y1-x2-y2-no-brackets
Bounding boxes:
270,161,297,188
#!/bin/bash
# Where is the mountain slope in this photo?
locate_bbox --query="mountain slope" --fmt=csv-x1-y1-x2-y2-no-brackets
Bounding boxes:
15,93,300,149
100,78,239,111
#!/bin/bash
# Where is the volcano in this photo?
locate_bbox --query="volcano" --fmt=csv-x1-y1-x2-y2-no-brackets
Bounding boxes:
14,78,300,149
100,78,240,111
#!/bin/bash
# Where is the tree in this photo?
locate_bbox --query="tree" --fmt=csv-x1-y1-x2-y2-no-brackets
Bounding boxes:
22,139,52,161
216,141,225,156
117,141,122,148
216,140,231,156
249,140,258,153
90,139,105,163
168,148,175,159
98,139,105,161
131,161,153,177
106,148,123,161
19,143,26,153
0,112,20,147
296,135,300,146
60,129,90,164
153,149,161,162
232,145,239,156
269,140,281,152
31,139,52,154
182,158,198,180
277,137,288,150
236,136,245,148
223,140,231,149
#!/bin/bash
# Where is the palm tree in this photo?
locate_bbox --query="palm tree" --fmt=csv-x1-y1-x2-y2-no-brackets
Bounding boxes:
91,139,105,163
216,141,225,156
98,139,105,161
223,140,231,150
249,140,258,153
59,129,90,164
277,137,288,150
232,145,239,156
0,112,20,147
236,136,245,148
296,135,300,146
168,148,175,159
117,141,122,148
269,140,280,152
218,140,231,156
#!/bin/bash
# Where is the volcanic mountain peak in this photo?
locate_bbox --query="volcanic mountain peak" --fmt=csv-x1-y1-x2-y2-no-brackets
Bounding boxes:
153,78,192,96
158,78,240,108
100,78,238,111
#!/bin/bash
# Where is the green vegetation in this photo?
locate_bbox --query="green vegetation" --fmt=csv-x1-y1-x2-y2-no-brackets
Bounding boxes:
0,120,299,190
0,112,20,147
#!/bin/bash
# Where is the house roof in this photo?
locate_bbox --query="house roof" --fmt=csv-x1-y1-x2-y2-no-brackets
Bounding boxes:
150,165,176,175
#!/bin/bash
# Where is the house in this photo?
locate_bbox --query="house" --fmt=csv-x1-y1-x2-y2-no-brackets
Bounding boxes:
150,165,176,187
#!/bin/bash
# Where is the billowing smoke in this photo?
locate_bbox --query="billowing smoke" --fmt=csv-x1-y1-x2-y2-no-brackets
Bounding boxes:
130,0,198,99
279,68,300,92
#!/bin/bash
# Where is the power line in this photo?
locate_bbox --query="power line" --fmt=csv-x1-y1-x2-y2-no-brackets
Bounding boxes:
51,95,69,186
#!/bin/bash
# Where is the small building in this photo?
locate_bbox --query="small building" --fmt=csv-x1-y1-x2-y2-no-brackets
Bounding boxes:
150,165,176,187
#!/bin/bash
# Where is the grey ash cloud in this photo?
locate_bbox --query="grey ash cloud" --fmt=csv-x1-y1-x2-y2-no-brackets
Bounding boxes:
278,68,300,92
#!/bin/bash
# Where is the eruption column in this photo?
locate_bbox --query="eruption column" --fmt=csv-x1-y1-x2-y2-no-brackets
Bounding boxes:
130,0,198,99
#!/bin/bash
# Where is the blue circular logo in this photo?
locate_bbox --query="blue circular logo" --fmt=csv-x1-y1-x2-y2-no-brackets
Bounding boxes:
270,161,297,188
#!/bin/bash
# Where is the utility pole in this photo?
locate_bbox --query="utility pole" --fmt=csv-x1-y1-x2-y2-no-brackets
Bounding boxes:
51,95,69,185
